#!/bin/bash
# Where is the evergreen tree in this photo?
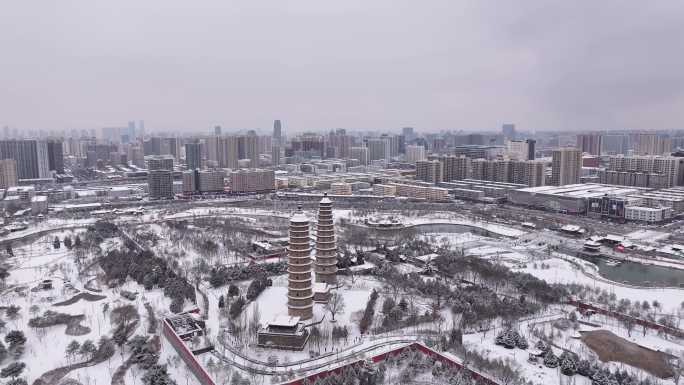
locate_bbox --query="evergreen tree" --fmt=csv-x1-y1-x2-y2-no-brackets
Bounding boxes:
79,340,97,360
6,378,28,385
576,359,593,377
142,364,177,385
560,352,577,376
64,236,73,249
543,350,559,368
398,297,408,311
65,340,80,359
227,284,239,297
515,334,528,349
0,341,6,363
4,331,26,349
218,295,225,309
0,362,25,379
74,235,82,247
53,237,61,249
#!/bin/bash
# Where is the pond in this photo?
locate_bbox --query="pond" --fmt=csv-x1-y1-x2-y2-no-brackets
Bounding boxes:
588,256,684,287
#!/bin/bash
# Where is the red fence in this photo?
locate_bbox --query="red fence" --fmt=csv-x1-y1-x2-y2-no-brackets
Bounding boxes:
162,319,217,385
283,342,500,385
568,299,684,338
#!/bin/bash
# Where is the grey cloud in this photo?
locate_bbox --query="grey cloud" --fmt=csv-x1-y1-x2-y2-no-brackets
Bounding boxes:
0,0,682,132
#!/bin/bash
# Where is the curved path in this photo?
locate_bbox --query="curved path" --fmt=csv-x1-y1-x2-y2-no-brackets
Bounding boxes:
211,337,420,376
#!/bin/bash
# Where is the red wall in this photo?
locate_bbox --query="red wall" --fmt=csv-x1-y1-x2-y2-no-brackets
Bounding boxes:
284,342,500,385
568,299,684,338
163,319,217,385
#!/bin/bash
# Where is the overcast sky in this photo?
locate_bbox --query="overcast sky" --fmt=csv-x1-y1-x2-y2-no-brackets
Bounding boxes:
1,1,683,133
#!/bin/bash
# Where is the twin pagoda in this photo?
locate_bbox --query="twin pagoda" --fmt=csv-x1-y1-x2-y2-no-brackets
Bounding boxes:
286,194,337,320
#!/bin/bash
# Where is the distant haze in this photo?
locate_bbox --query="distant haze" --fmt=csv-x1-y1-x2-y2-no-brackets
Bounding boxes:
1,1,683,132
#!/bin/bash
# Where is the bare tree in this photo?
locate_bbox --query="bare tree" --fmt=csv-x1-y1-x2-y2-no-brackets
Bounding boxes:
325,291,346,322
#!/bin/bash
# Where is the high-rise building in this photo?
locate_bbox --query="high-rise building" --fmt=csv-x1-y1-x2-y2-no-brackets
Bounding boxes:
229,169,275,193
350,146,369,166
326,129,352,159
634,133,671,155
441,155,472,181
145,155,174,171
128,145,145,168
576,133,602,155
271,145,281,167
148,170,174,199
287,207,314,320
415,160,443,184
602,134,630,155
46,140,64,173
0,159,18,189
367,138,391,164
599,155,683,188
184,142,202,170
502,124,516,140
143,137,162,155
526,139,536,160
402,127,415,141
314,194,337,285
511,160,546,187
551,148,582,186
207,136,239,169
0,140,50,179
238,134,259,168
406,145,426,163
214,125,222,136
506,140,529,161
273,120,282,146
183,169,225,193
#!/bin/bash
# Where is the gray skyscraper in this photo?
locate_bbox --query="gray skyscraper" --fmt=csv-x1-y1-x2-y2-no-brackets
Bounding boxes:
214,125,222,136
502,124,516,140
185,142,202,170
273,120,282,146
0,140,50,179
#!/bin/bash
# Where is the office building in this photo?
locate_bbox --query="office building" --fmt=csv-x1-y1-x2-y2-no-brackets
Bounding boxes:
47,140,64,173
551,148,582,186
0,159,18,189
148,170,174,199
402,127,415,141
229,169,275,193
271,145,281,167
576,133,602,155
0,140,50,179
214,125,222,136
184,142,202,170
416,160,443,184
502,123,516,140
273,120,282,146
406,145,426,163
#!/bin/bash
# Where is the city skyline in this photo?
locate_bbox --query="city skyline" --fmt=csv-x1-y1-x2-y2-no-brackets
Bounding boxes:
2,1,684,131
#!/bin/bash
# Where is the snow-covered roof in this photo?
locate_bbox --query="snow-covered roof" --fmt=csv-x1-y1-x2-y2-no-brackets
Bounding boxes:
268,315,300,327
